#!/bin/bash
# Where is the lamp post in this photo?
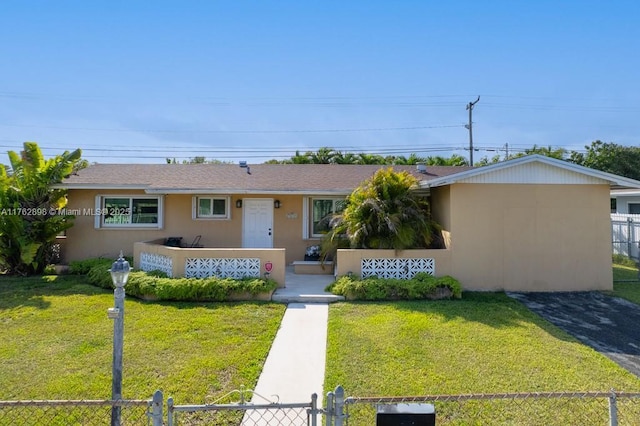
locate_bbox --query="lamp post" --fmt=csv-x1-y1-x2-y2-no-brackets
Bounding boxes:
108,251,131,426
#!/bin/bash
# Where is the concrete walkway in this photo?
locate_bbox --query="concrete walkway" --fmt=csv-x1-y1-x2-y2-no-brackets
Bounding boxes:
271,267,344,304
242,270,336,424
251,303,329,403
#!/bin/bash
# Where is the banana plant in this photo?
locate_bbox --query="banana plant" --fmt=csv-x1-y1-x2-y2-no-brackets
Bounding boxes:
0,142,83,275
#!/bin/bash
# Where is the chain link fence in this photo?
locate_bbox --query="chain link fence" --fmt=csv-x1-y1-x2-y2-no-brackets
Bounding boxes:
326,387,640,426
0,398,153,426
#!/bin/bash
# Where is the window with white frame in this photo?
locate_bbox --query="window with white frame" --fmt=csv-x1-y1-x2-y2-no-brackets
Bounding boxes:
96,196,162,228
311,198,346,237
193,196,230,219
629,203,640,214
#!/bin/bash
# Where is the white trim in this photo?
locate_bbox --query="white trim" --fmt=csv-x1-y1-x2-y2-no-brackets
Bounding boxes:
94,194,164,229
191,196,231,220
310,197,346,238
143,188,353,195
94,195,101,229
421,155,640,189
302,196,309,240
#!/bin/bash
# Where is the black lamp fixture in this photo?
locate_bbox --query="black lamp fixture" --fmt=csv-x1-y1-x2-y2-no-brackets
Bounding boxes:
274,200,281,209
236,199,242,208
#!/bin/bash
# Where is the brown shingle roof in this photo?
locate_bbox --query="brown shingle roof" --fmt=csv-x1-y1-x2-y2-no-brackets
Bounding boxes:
60,163,471,194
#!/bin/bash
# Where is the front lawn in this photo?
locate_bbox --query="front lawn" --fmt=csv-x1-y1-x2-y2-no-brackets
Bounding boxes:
0,275,285,402
325,294,640,424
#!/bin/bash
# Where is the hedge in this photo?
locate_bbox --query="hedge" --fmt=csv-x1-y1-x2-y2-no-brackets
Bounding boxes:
326,272,462,300
83,262,277,302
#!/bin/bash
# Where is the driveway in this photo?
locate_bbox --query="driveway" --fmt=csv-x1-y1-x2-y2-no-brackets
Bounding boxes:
509,291,640,377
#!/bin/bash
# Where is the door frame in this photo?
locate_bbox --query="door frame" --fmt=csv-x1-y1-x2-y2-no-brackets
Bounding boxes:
241,198,274,248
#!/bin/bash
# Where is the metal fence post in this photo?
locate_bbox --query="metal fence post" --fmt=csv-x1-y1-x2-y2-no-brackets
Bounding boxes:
334,385,345,426
325,390,335,426
167,397,174,426
628,217,633,259
310,393,318,426
151,390,163,426
609,390,618,426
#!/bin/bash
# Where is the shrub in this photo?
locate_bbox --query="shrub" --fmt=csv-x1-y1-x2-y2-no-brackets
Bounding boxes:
613,254,638,268
69,257,114,275
86,263,278,302
327,273,462,300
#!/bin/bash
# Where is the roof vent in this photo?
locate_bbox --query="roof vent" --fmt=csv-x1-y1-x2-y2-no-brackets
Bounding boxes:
416,163,427,174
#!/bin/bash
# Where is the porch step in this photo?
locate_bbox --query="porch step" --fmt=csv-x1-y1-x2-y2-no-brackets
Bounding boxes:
271,293,345,304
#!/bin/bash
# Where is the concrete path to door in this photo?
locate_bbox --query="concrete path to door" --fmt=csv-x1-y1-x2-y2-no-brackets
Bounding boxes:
258,267,337,402
509,291,640,377
251,303,329,403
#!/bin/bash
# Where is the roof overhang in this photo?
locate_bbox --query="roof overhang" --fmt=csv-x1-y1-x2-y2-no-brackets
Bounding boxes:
419,154,640,190
53,184,151,190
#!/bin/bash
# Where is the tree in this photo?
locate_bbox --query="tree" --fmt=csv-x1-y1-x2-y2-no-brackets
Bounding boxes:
0,142,83,275
475,154,502,166
426,154,469,166
513,144,567,160
570,140,640,181
322,168,441,256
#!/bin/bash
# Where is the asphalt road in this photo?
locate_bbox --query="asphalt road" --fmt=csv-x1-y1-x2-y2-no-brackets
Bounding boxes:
509,291,640,377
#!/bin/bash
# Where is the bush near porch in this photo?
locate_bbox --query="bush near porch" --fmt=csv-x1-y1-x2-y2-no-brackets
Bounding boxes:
326,272,462,300
70,258,278,302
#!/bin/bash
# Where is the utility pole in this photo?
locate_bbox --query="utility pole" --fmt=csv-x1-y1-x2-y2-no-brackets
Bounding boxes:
465,96,480,166
504,142,509,160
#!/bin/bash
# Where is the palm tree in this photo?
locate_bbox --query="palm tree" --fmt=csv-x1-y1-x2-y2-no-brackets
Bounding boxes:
309,147,337,164
322,168,440,257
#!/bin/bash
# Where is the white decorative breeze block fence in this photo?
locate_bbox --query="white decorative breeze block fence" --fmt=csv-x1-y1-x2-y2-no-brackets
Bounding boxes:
139,252,173,277
361,257,435,279
185,258,261,279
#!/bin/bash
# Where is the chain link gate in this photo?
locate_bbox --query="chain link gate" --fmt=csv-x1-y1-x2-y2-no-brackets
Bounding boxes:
166,388,321,426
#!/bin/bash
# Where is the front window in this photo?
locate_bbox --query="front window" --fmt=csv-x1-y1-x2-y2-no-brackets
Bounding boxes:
629,203,640,214
101,196,160,227
194,196,230,219
312,198,346,236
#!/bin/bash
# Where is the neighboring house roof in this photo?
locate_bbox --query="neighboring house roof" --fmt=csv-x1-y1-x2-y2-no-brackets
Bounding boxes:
58,163,471,195
421,155,640,190
611,189,640,197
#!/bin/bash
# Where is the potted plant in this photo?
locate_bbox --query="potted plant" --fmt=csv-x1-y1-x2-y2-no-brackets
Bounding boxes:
304,245,321,261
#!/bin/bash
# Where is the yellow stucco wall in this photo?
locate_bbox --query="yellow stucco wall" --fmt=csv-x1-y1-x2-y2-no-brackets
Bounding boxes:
430,186,452,248
64,190,316,264
65,183,614,292
335,249,453,277
448,183,613,291
133,242,286,287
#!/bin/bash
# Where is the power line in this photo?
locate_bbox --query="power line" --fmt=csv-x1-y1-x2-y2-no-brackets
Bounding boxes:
0,123,465,134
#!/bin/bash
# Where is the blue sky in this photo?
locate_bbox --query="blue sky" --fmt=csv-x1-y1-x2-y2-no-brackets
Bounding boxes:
1,1,638,164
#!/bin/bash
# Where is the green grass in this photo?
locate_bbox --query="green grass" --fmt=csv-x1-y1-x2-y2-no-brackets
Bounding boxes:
326,294,640,394
612,262,640,304
0,275,286,402
325,294,640,424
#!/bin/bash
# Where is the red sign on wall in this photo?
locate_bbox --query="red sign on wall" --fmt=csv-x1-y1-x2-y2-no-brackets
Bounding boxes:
265,262,273,272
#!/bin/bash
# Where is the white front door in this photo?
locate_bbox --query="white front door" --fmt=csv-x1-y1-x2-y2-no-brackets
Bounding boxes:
242,199,274,248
